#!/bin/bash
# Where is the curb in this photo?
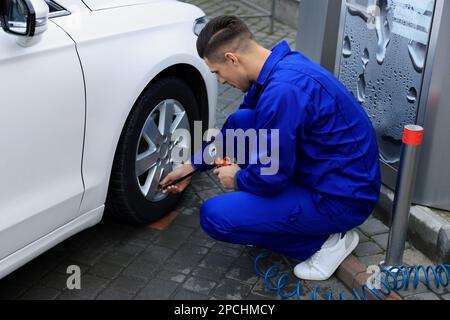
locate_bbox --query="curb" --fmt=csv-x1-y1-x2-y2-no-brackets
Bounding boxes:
336,255,402,300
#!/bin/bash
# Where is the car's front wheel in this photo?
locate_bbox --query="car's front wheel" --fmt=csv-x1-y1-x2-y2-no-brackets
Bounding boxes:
106,77,201,224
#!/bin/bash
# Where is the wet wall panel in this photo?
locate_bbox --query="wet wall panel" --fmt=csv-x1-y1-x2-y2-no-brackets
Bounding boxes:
337,0,435,168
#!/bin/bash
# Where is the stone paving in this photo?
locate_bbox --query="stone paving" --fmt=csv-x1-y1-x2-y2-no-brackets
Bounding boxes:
354,217,449,300
0,0,448,301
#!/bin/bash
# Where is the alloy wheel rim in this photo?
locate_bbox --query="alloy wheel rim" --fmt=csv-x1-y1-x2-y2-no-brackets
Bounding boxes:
135,99,190,202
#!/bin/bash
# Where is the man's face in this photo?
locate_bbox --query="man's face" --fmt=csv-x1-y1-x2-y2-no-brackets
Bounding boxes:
204,55,252,92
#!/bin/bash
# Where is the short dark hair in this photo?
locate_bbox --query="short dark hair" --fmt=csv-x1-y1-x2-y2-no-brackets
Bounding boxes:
197,15,255,62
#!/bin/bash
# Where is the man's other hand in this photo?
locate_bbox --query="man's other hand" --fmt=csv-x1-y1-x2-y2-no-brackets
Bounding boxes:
213,164,241,190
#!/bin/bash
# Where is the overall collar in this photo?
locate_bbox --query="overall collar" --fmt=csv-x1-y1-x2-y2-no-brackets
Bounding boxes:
256,40,292,86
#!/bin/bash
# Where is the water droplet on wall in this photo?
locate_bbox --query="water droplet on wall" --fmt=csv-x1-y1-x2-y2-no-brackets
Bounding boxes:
407,87,417,103
408,40,427,73
362,48,370,67
343,36,352,58
357,73,366,103
375,0,391,65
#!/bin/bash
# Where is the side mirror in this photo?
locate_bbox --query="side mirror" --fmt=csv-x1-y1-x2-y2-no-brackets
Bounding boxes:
0,0,48,37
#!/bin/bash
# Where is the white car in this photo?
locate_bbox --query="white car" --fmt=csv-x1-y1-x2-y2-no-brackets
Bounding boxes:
0,0,217,279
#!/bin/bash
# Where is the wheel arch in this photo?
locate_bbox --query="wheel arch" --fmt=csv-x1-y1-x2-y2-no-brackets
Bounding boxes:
113,63,210,164
105,68,208,223
104,64,210,213
151,64,210,128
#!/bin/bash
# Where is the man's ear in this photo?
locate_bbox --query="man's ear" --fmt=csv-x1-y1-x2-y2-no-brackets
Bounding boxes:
224,52,239,66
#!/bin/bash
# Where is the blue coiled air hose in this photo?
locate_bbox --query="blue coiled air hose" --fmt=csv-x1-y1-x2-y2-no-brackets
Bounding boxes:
252,251,450,300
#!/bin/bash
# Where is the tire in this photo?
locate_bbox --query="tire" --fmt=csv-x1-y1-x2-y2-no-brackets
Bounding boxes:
106,77,201,224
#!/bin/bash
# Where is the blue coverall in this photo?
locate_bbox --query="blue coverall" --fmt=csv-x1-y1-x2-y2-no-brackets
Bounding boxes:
191,41,381,261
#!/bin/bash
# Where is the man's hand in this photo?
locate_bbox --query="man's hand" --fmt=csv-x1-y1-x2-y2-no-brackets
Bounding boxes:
159,163,195,194
213,163,241,190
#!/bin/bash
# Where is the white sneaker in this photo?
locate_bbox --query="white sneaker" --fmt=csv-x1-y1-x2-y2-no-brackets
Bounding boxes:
293,231,359,281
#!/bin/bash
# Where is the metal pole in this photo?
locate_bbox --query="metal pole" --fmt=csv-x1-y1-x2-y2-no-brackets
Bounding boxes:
269,0,276,34
239,0,276,34
382,125,424,268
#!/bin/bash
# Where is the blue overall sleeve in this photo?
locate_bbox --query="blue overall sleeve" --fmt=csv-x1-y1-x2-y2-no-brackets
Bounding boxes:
190,86,256,171
235,82,310,196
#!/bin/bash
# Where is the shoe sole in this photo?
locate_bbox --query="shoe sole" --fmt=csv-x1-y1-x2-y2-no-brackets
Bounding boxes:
302,231,360,281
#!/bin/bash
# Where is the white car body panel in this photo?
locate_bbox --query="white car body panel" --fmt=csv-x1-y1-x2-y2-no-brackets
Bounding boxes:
0,0,217,279
0,205,103,280
0,21,85,261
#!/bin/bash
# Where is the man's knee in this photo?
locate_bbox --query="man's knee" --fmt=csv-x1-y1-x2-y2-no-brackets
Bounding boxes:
200,197,234,241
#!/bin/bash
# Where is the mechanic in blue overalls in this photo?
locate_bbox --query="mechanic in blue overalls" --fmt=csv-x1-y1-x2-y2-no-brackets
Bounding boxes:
160,16,381,280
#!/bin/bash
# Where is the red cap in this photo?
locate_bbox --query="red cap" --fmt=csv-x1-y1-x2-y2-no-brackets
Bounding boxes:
403,125,424,145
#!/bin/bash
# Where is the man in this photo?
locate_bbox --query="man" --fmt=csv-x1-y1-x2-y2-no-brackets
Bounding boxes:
160,16,381,281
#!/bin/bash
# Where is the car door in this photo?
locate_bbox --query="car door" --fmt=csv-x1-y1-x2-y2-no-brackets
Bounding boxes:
0,19,85,261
